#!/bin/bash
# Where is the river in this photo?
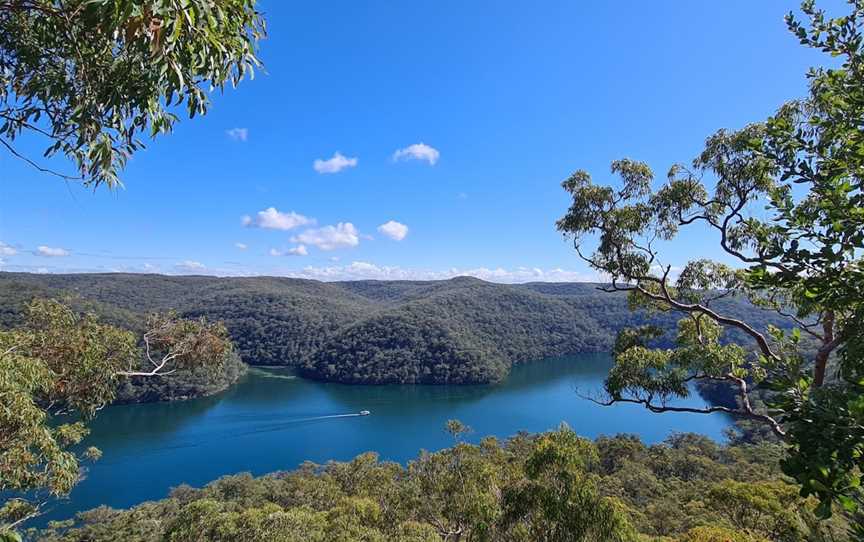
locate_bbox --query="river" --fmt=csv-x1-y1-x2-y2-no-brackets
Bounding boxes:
39,353,731,526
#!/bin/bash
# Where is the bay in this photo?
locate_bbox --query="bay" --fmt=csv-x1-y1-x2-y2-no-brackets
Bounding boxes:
39,353,731,526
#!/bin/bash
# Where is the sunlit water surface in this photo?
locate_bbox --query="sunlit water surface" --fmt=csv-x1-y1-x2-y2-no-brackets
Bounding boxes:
40,353,731,526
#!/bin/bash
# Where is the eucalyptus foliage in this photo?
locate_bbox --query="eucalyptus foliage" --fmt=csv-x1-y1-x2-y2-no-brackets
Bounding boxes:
0,300,234,534
0,299,136,532
557,0,864,523
34,426,845,541
0,0,264,187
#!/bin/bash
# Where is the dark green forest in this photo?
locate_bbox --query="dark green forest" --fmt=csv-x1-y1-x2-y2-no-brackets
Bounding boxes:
0,273,790,386
113,350,247,404
32,426,848,542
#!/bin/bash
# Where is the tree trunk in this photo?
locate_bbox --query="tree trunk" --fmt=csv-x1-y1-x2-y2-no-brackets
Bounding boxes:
813,311,836,388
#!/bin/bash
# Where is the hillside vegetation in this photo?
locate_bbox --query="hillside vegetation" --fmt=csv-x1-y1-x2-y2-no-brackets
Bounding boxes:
33,426,847,542
0,273,785,385
113,350,247,404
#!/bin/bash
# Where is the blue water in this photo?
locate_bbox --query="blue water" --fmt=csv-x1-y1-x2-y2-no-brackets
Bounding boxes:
40,353,731,526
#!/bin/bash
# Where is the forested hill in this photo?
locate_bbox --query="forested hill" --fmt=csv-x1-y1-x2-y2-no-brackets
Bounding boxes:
0,272,785,385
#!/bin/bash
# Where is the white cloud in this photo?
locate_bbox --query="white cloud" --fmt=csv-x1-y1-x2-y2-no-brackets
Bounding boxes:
5,256,598,284
270,245,308,257
0,242,16,256
313,152,358,174
242,208,315,231
392,142,440,165
36,245,69,257
298,261,409,281
175,260,206,272
377,220,409,241
235,242,248,250
288,245,308,256
291,223,360,251
289,262,596,283
226,128,249,142
457,192,468,200
459,267,595,283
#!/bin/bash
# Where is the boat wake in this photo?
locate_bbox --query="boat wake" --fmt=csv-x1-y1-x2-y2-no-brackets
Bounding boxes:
233,411,370,435
100,411,371,464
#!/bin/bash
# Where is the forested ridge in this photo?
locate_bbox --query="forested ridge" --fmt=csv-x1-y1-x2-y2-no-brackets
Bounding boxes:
0,272,786,385
32,426,849,542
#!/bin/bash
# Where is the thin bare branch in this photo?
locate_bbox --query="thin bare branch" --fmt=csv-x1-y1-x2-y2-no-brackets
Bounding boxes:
0,137,83,181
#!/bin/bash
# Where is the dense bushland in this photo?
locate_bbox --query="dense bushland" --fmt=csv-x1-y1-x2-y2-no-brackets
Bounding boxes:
32,426,848,542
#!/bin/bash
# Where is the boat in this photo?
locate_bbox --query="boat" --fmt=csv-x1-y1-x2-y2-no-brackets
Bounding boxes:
359,410,371,416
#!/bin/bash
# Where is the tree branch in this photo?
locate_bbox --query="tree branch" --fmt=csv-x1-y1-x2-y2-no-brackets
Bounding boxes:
813,310,840,387
116,333,183,377
603,277,782,363
0,137,83,181
581,379,787,439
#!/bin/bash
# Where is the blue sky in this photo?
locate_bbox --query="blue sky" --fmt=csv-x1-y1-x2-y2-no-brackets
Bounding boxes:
0,1,837,282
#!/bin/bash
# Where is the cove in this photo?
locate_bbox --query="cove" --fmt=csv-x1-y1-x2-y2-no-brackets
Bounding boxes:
39,353,731,527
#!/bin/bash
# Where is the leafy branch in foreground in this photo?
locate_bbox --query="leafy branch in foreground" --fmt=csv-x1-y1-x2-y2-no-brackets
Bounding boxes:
557,0,864,522
0,0,265,187
118,312,231,377
0,299,233,535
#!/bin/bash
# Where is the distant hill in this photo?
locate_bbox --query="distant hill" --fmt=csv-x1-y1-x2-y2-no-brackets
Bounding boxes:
0,272,788,385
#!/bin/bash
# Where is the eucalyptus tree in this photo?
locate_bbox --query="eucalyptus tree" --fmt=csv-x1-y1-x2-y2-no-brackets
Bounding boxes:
0,299,233,534
501,426,635,542
557,0,864,522
0,0,264,188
